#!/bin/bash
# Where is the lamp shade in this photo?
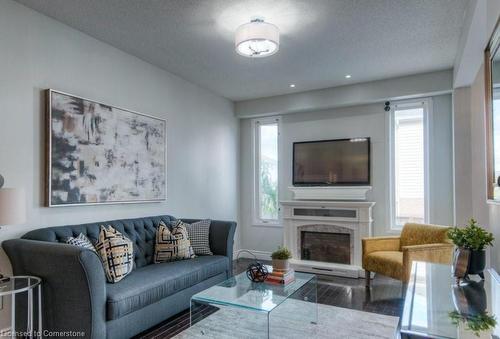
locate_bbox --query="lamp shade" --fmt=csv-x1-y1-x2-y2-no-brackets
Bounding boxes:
235,18,280,58
0,188,26,225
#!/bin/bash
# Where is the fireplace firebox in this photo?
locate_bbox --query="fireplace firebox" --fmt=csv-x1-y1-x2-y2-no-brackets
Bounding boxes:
300,231,350,264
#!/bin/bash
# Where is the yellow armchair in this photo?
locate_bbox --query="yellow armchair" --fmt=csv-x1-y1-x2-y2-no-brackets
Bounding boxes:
362,223,454,286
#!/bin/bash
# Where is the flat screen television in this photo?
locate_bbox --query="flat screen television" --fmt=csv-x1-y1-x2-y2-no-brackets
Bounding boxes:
293,138,370,186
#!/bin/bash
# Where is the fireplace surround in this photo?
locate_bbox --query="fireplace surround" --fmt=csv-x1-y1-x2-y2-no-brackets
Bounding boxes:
281,200,375,278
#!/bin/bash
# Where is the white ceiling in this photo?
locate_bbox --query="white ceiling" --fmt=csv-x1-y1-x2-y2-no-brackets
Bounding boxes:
16,0,468,101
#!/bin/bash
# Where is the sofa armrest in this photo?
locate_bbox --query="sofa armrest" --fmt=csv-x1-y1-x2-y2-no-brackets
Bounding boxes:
402,243,454,282
362,236,401,257
3,239,106,339
180,219,237,276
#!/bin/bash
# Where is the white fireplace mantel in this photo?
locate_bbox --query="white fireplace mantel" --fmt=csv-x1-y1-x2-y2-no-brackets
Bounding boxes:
280,200,375,278
288,186,372,200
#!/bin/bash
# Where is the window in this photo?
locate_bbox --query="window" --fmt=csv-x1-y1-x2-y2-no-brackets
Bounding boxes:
486,27,500,201
492,91,500,199
390,100,430,229
254,117,280,225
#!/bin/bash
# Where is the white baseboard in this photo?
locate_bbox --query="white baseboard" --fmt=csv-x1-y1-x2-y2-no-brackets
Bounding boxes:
234,249,272,261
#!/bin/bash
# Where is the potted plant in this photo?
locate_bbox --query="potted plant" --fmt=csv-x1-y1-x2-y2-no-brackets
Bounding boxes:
448,219,494,278
271,246,292,271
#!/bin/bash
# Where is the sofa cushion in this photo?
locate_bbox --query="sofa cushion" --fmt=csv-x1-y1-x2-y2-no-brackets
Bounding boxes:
182,219,213,256
364,251,403,280
154,221,195,263
106,255,229,320
65,233,96,252
96,226,135,283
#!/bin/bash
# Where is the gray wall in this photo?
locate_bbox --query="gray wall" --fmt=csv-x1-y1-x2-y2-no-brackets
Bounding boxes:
453,87,473,226
235,69,453,118
452,0,500,273
0,0,239,297
429,95,455,225
239,95,454,253
454,65,500,272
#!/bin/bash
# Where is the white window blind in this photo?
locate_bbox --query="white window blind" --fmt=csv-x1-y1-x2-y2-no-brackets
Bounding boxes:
391,101,429,229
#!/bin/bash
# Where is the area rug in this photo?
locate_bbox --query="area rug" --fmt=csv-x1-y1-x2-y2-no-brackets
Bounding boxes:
174,299,399,339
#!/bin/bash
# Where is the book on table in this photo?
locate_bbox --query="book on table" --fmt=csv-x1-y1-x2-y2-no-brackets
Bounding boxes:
265,275,295,285
270,269,294,277
266,265,293,275
265,267,295,285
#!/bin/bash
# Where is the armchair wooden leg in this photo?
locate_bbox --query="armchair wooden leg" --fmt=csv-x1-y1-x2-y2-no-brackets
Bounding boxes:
365,270,371,287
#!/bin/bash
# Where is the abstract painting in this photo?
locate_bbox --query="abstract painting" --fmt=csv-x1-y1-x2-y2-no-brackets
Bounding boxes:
47,89,166,206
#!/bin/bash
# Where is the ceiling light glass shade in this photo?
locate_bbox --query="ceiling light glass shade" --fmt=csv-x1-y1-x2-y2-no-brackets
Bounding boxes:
235,19,279,58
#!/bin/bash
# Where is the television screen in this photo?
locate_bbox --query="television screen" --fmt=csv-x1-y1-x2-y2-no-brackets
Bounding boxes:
293,138,370,186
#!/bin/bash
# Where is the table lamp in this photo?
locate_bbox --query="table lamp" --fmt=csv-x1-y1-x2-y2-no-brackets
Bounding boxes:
0,174,26,280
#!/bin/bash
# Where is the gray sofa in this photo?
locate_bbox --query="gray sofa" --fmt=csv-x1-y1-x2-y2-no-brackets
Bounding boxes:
3,215,236,339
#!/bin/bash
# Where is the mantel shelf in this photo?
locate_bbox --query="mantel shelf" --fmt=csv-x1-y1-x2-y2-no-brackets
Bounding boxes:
288,186,372,201
280,200,375,208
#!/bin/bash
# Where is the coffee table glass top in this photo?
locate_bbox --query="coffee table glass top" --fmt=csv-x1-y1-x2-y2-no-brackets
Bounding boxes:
191,270,316,312
401,261,500,338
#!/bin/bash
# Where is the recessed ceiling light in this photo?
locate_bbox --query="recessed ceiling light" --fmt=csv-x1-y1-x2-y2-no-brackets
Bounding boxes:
289,84,296,88
345,74,352,79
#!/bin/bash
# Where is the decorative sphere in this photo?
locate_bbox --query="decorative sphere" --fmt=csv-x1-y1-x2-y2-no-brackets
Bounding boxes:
246,262,269,283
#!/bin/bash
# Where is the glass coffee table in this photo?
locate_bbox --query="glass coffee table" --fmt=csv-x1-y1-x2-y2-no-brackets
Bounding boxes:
190,270,317,338
401,261,499,338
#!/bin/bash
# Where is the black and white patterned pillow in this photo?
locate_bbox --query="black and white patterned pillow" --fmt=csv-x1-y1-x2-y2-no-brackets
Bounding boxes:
95,225,134,283
179,220,213,256
65,233,96,252
154,221,195,263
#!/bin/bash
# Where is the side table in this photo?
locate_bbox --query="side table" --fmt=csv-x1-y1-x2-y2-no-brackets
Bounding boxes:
0,276,42,339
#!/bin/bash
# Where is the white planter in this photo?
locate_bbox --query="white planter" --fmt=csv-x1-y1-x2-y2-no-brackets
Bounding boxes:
272,259,290,271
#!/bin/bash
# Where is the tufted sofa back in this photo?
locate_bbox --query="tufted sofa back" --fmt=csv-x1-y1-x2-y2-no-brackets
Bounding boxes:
21,215,176,268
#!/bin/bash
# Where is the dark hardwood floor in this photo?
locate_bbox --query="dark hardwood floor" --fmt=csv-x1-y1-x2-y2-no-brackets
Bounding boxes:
136,258,405,338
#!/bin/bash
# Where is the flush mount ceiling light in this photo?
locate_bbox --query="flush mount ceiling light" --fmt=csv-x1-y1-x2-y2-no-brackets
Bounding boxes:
235,17,280,58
